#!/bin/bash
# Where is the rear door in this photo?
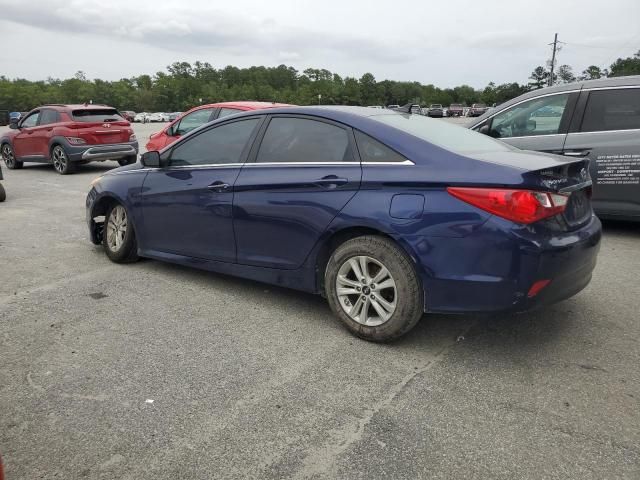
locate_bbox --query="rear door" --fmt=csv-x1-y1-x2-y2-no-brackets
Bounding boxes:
563,86,640,219
12,110,40,158
481,92,578,153
233,115,362,269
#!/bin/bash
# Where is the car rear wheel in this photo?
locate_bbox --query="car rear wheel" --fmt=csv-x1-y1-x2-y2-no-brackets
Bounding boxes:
103,203,139,263
2,144,22,169
51,145,75,175
325,235,423,342
118,155,137,167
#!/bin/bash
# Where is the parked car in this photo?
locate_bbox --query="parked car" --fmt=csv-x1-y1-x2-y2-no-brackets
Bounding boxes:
427,104,444,118
133,112,148,123
87,106,601,342
447,104,464,117
0,161,5,202
146,101,292,151
9,112,22,122
169,112,182,121
387,104,400,109
121,110,136,122
468,103,489,117
0,104,138,174
147,113,164,122
468,75,640,221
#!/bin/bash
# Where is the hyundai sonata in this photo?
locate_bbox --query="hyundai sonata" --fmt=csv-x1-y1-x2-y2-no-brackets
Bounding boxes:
86,106,601,341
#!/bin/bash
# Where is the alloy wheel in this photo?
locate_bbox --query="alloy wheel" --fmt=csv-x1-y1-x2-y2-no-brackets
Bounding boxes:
336,255,397,327
2,145,15,168
52,146,68,173
106,205,128,253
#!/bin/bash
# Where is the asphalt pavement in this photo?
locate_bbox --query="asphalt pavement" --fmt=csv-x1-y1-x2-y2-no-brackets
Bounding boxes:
0,120,639,479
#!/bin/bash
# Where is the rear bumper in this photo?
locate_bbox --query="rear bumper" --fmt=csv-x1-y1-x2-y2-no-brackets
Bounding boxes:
65,140,139,163
401,215,602,314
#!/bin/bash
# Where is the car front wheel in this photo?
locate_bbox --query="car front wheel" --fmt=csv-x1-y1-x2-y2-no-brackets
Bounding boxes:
325,235,423,342
2,144,22,169
103,203,139,263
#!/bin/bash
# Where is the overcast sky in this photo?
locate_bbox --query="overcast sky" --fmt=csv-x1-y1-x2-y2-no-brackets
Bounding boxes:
1,0,638,88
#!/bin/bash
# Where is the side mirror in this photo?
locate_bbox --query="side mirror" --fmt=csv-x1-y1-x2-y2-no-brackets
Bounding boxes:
141,151,161,168
9,118,19,129
478,124,490,135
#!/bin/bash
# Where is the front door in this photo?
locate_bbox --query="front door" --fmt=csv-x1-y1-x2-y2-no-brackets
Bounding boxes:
140,117,262,262
563,87,640,218
12,110,41,158
233,115,362,269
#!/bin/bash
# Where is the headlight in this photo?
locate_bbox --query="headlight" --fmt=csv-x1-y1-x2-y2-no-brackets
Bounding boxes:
66,137,87,145
129,134,137,142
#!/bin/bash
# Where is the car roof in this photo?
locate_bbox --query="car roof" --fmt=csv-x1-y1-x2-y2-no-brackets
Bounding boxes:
191,101,292,111
470,75,640,124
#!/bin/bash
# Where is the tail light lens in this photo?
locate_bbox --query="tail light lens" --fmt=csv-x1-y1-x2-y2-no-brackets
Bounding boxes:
447,187,569,224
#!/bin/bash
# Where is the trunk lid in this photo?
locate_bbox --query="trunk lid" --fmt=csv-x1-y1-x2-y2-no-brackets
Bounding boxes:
68,108,133,145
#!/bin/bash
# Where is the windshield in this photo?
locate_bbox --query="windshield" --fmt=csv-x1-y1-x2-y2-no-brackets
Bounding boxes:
72,109,124,122
372,113,513,154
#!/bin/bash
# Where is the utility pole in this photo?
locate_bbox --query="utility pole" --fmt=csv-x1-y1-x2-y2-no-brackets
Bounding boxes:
548,33,559,87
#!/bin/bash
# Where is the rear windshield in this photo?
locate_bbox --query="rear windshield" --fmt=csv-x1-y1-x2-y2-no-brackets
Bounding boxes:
372,113,513,155
72,109,124,122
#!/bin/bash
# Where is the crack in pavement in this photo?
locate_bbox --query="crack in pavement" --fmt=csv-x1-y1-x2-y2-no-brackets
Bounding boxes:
294,321,477,479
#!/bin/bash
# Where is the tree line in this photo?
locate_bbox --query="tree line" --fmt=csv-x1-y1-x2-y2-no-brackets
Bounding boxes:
1,50,638,113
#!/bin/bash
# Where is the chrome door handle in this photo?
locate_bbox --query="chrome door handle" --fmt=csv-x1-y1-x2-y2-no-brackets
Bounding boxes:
313,176,349,188
563,150,591,157
207,182,231,192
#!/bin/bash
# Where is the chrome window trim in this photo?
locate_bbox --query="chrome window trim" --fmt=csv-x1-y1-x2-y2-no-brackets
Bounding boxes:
582,85,640,92
499,133,567,140
568,127,640,136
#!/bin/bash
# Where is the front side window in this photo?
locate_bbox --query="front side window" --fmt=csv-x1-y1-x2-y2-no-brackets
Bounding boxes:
170,118,259,166
39,109,59,125
355,130,406,163
218,108,242,119
21,112,40,128
489,93,570,138
256,117,353,163
581,88,640,132
175,108,214,136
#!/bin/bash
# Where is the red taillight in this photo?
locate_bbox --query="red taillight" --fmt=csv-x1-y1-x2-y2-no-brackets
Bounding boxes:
528,279,551,298
447,187,569,224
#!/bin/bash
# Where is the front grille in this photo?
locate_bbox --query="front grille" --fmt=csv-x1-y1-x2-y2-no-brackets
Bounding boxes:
563,188,592,227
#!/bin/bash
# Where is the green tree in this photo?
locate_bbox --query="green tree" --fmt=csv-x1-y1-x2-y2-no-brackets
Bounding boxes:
528,66,548,89
609,50,640,77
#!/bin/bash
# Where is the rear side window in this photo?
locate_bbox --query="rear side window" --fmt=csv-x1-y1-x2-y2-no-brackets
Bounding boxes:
72,109,123,122
581,88,640,132
354,130,407,163
256,117,353,163
39,109,59,125
170,118,259,166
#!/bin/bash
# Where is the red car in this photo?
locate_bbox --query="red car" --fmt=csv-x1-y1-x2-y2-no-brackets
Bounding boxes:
146,101,292,151
1,104,138,175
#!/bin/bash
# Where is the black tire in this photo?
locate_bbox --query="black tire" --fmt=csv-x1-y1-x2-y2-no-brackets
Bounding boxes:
51,145,75,175
103,203,139,263
0,183,5,202
118,155,137,167
2,143,23,169
325,235,423,342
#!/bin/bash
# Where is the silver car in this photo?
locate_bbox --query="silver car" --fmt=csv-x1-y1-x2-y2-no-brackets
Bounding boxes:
468,76,640,221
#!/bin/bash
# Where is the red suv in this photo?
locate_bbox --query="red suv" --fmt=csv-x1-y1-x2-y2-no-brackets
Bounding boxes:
1,104,138,174
146,101,292,151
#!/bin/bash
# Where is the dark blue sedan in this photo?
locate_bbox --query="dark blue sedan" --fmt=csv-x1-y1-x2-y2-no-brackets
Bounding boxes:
86,106,601,342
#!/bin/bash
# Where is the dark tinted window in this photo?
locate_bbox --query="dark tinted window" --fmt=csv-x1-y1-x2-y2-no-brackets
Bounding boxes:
175,108,214,136
39,109,59,125
218,108,242,119
581,88,640,132
170,118,259,166
354,130,407,163
256,118,352,163
21,112,40,128
72,109,123,122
